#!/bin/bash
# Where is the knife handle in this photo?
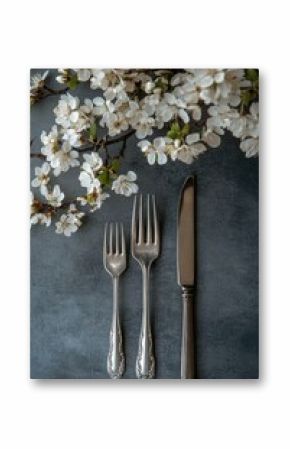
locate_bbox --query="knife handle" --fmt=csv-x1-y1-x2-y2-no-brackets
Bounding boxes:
181,287,196,379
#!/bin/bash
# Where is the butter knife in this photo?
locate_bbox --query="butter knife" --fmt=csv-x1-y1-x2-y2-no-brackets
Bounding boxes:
177,176,196,379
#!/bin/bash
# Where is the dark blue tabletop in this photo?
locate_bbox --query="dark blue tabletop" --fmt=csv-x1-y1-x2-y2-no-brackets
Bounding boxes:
30,71,258,379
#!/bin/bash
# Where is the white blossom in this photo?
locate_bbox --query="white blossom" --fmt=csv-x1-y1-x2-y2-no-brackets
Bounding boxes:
30,212,51,227
54,93,80,128
79,152,103,193
112,171,138,196
43,185,64,207
138,137,168,165
41,125,60,155
31,162,51,193
79,171,101,192
207,104,240,135
163,93,190,123
77,189,110,212
53,94,98,147
191,69,244,106
30,192,52,227
131,111,155,139
93,96,113,116
202,130,221,148
56,69,70,84
31,70,49,90
240,138,259,157
90,69,120,91
169,135,207,164
55,205,84,237
75,69,91,82
82,152,103,171
104,112,129,136
239,102,259,157
47,141,80,176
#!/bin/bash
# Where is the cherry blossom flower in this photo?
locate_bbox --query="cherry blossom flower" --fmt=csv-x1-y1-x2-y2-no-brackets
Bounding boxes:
31,70,49,90
75,69,91,82
138,137,168,165
54,93,80,128
239,102,259,157
54,142,79,176
30,192,52,227
77,189,110,212
112,171,138,196
31,162,51,194
79,152,103,193
41,125,60,154
169,135,207,164
43,185,64,207
132,111,155,139
55,204,85,237
202,130,221,148
30,212,52,227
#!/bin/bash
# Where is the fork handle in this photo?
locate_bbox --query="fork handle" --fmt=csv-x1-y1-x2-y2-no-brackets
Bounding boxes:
107,277,125,379
181,287,196,379
136,266,155,379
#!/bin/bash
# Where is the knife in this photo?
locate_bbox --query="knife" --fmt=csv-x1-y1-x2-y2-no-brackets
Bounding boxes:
177,176,196,379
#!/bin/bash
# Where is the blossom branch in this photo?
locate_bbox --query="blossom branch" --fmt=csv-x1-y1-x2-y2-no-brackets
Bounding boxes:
30,129,135,159
30,68,259,237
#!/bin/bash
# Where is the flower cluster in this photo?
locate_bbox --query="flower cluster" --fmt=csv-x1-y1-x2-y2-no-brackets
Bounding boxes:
30,71,49,105
30,68,259,236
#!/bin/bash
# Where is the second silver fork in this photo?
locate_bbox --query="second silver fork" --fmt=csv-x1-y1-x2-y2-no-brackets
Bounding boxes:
132,194,160,379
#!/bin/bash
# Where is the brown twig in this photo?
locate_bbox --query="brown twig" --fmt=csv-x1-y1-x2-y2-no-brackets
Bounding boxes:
30,129,135,159
30,153,45,159
77,129,135,153
43,85,69,96
35,201,72,214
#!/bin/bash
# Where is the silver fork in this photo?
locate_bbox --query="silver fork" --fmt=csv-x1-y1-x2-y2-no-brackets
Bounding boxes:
103,222,126,379
131,194,160,379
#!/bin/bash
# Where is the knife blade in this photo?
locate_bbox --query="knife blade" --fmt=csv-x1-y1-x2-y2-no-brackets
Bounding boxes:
177,176,196,379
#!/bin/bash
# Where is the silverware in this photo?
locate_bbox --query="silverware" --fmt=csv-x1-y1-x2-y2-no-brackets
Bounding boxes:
131,194,160,379
177,176,196,379
103,222,126,379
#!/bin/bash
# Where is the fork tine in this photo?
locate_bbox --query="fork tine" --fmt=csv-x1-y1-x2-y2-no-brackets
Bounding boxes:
138,194,143,244
152,194,159,244
132,195,137,246
121,223,125,255
115,222,119,255
109,222,113,254
146,194,152,243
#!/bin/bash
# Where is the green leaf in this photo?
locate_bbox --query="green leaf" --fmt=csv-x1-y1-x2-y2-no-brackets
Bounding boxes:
67,75,79,90
245,69,259,82
167,121,181,139
111,159,120,173
181,123,190,137
171,121,180,133
167,130,175,139
89,122,97,140
241,90,255,107
98,170,110,186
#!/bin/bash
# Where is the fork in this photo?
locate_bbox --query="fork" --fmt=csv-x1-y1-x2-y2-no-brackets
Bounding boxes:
131,194,160,379
103,222,126,379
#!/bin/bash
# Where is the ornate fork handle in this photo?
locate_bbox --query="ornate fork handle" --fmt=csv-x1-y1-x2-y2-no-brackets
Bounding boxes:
136,265,155,379
107,277,125,379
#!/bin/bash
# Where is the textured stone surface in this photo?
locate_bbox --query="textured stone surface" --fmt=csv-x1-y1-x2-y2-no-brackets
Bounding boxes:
30,71,259,379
